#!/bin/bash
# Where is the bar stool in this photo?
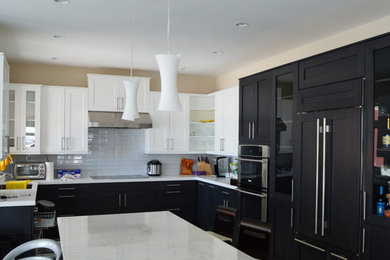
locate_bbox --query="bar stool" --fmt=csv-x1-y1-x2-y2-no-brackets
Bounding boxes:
208,205,237,244
237,218,272,260
3,238,62,260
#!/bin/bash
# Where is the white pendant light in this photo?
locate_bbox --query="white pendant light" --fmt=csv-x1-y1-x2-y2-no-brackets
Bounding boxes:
122,18,140,121
122,77,140,121
156,0,182,112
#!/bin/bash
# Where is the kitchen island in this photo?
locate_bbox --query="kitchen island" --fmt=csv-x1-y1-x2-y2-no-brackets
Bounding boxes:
58,211,254,260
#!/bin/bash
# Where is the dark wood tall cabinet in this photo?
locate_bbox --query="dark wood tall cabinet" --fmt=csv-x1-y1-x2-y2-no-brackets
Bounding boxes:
363,34,390,259
239,71,272,144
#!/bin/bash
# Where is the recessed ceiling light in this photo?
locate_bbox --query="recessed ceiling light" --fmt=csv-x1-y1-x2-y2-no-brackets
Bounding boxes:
212,51,224,55
53,34,65,38
235,22,249,28
54,0,70,4
51,57,58,60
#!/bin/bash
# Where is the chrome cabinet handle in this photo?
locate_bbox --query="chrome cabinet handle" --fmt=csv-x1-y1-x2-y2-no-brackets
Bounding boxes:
119,193,121,207
291,179,294,202
294,238,325,252
222,191,230,195
222,138,225,151
166,190,181,194
290,208,294,228
252,122,255,139
167,184,181,187
67,137,71,150
363,191,367,220
122,97,125,110
61,137,66,151
22,137,25,150
59,187,76,191
330,252,348,260
17,137,20,150
362,228,366,254
321,118,327,236
248,123,251,139
58,195,76,198
315,118,320,235
124,193,127,207
220,139,223,151
116,97,120,110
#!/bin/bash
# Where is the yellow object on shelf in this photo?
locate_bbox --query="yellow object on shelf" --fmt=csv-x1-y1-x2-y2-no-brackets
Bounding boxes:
6,180,31,189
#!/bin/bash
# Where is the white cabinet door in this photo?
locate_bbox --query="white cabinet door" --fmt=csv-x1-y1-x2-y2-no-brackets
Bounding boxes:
145,92,170,153
1,54,9,158
64,87,88,154
214,90,224,153
88,74,120,111
223,86,239,155
88,74,150,113
8,84,41,154
145,92,189,154
213,86,239,156
169,94,190,152
41,87,66,154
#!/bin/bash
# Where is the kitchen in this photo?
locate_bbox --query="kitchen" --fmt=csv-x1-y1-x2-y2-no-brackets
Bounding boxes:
1,0,390,259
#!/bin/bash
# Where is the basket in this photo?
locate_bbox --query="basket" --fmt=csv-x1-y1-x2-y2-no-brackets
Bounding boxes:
34,211,56,228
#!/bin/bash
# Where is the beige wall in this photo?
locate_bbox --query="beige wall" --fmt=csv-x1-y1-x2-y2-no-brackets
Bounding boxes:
9,62,217,94
216,15,390,90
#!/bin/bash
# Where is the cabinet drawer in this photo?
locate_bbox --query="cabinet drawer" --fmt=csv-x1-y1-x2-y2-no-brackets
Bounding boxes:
38,184,93,195
154,189,196,208
297,79,362,112
299,43,364,89
93,182,151,192
150,181,196,191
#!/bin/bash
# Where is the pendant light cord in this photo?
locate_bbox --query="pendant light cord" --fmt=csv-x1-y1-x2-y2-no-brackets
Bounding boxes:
130,15,135,77
167,0,170,54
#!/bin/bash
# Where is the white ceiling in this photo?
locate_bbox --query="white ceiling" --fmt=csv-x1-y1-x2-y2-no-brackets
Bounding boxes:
0,0,390,76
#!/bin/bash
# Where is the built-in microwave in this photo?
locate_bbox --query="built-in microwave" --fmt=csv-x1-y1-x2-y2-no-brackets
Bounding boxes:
14,162,46,180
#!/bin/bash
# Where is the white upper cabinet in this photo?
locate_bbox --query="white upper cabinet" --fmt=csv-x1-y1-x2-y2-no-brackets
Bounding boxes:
145,91,189,154
87,74,150,113
214,86,239,156
0,54,9,158
41,86,88,154
8,84,41,154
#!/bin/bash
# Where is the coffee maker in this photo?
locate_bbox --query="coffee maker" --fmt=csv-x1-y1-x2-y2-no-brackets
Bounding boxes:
213,157,229,177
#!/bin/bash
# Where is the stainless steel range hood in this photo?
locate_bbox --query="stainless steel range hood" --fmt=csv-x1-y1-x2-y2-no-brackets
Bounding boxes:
88,112,152,128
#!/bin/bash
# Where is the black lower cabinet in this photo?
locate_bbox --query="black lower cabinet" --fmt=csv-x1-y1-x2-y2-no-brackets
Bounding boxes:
37,184,94,217
363,224,390,260
197,182,217,230
216,186,238,209
239,192,267,221
151,181,197,224
270,198,295,260
0,206,34,258
93,182,153,215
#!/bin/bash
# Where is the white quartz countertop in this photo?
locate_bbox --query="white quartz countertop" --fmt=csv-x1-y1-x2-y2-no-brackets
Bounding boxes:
58,211,254,260
39,175,239,190
0,181,38,207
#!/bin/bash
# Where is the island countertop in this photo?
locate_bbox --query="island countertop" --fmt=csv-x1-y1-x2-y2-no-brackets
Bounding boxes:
58,211,254,260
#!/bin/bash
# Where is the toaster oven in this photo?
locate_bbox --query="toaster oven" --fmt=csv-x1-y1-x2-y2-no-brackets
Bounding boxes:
14,162,46,180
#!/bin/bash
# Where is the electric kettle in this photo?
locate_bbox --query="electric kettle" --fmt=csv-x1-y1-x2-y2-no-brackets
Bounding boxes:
147,160,162,176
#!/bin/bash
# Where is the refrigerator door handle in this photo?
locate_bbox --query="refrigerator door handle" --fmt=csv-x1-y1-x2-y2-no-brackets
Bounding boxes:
315,118,320,235
321,118,328,237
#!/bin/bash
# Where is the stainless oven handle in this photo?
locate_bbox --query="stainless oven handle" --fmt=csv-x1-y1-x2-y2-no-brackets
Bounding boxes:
315,118,320,235
321,118,327,237
236,158,268,163
237,188,267,198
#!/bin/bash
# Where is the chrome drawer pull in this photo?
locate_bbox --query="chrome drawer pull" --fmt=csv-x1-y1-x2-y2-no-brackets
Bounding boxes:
58,195,76,198
58,187,76,191
166,191,181,194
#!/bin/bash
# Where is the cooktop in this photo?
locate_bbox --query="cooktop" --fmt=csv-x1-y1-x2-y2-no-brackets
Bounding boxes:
90,175,148,180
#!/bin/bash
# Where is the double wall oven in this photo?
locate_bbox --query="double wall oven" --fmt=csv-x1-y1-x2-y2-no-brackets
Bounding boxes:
237,144,269,221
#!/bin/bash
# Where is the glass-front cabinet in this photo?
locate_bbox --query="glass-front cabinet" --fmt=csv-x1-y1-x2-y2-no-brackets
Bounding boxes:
8,84,41,154
272,64,297,199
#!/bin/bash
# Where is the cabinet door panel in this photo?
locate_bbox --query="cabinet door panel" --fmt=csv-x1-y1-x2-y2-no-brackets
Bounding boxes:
224,86,239,155
255,74,272,143
295,239,326,260
41,87,65,153
169,94,189,152
93,192,122,215
214,91,224,152
64,87,88,154
8,86,21,153
295,112,320,237
239,79,258,143
323,108,361,253
20,87,41,153
88,76,120,111
299,43,364,89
